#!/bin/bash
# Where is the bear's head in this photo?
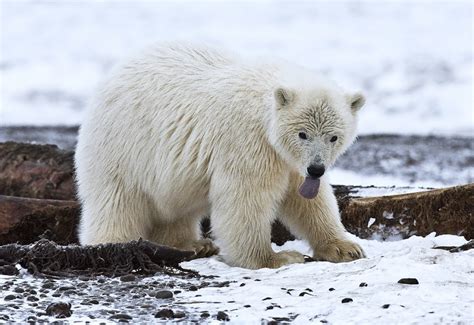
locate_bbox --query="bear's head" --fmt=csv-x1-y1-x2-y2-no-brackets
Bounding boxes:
268,82,365,199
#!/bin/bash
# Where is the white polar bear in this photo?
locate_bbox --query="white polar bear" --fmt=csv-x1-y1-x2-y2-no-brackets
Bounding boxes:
75,43,366,269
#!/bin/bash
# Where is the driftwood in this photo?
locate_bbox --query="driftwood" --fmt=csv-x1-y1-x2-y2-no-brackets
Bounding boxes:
0,184,472,246
0,239,195,277
0,142,76,200
339,184,473,240
0,195,79,245
0,142,472,245
433,239,474,252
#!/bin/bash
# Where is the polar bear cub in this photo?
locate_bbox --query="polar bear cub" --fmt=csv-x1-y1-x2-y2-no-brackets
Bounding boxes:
75,43,366,269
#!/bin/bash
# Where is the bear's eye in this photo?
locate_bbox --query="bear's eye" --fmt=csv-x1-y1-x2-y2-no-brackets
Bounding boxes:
330,136,338,143
298,132,308,140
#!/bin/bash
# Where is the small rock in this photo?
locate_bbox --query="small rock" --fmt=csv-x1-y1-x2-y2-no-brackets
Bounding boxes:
262,297,272,301
240,283,246,287
244,305,251,308
341,298,353,303
46,302,72,318
174,311,185,318
155,309,174,319
109,313,132,320
201,311,210,318
329,288,335,291
155,290,173,299
188,285,198,291
4,295,17,301
26,296,39,302
216,311,230,321
0,314,9,321
120,274,136,282
58,286,74,291
0,265,18,276
14,287,25,293
382,304,390,309
42,282,55,289
359,282,368,287
214,281,231,288
398,278,419,285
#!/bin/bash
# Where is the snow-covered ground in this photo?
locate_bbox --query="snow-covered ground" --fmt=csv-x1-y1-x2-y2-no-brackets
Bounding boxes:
1,0,472,135
181,235,473,324
1,234,472,323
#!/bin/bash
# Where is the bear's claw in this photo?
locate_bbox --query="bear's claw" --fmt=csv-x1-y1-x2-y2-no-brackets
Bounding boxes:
313,238,366,263
191,239,220,258
266,250,306,268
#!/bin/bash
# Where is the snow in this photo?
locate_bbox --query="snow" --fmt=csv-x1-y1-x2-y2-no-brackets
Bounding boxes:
1,235,472,323
329,168,445,189
1,1,473,135
179,234,473,324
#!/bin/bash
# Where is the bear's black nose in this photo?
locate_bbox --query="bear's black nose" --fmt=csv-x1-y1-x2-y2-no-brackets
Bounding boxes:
307,164,325,178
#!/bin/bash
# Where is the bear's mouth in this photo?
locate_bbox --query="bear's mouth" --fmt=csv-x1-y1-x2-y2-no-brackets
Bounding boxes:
298,176,321,199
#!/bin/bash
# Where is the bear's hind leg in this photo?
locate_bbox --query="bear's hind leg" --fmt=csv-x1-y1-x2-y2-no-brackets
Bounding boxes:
78,183,153,245
149,217,219,258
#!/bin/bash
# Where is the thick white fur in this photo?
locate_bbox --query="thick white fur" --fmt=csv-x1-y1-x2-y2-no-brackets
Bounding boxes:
75,43,365,269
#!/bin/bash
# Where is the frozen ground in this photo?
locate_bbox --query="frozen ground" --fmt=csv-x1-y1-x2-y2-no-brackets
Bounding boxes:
1,234,472,323
1,1,473,135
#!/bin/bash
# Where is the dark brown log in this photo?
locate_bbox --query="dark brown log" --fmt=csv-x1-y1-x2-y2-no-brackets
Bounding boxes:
0,142,76,200
0,195,79,245
0,184,472,246
0,142,472,244
340,184,474,240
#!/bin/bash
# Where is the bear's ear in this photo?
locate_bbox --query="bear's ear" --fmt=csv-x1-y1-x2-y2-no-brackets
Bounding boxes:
347,92,365,113
274,88,294,108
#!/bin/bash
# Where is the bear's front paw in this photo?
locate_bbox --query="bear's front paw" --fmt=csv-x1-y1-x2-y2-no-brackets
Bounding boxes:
191,239,220,258
267,250,306,268
313,239,365,263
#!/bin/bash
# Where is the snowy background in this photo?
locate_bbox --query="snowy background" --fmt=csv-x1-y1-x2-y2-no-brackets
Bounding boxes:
1,0,472,135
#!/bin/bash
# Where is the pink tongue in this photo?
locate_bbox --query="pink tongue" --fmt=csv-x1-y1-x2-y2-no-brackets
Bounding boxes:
299,177,321,199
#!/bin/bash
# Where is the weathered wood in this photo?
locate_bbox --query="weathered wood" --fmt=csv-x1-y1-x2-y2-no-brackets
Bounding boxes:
0,142,472,244
0,184,472,246
0,142,76,200
340,184,474,240
0,195,79,245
